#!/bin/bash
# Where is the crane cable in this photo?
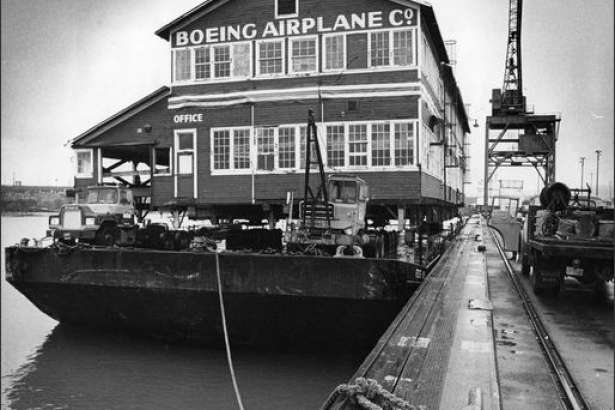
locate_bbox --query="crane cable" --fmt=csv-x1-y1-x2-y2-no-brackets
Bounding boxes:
215,251,246,410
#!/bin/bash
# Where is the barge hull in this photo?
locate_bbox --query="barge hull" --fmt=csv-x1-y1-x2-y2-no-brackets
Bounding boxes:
6,246,421,350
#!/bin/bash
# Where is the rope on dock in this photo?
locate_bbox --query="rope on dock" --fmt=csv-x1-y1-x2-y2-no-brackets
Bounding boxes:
321,377,417,410
215,251,246,410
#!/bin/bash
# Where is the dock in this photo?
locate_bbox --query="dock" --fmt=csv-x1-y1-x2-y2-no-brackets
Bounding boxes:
322,214,609,410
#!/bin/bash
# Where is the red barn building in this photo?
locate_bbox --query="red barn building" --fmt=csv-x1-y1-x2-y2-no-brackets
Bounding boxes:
71,0,470,226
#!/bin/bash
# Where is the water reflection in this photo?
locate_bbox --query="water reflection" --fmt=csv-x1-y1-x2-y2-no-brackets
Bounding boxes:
5,324,361,410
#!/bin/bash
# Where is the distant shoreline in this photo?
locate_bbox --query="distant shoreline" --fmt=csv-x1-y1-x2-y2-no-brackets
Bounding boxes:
1,211,56,217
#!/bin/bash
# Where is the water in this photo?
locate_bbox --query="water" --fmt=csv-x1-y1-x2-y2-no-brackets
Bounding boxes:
1,216,364,409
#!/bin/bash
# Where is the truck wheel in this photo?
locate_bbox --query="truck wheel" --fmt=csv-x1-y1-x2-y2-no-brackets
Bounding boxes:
520,247,530,276
531,267,543,294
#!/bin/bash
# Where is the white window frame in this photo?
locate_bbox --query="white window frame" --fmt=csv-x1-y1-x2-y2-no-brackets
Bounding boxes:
325,123,346,168
210,126,252,175
208,121,418,176
367,28,418,69
288,35,319,75
75,148,94,179
172,41,253,84
322,33,347,73
153,146,173,176
392,121,416,167
274,0,298,19
173,129,197,198
256,39,286,78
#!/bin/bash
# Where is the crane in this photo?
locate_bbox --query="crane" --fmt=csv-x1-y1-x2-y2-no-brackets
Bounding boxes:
490,0,527,115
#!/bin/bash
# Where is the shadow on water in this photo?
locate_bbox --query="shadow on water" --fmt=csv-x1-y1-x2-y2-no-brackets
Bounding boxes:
5,324,365,410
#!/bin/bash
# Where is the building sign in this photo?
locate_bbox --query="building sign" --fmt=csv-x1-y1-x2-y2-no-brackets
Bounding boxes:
175,8,417,46
174,114,203,123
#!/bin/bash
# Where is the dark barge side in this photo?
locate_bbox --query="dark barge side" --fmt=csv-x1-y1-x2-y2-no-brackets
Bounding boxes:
5,245,422,350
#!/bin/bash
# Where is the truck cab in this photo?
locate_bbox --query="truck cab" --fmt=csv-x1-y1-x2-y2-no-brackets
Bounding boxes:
326,175,369,235
48,185,136,245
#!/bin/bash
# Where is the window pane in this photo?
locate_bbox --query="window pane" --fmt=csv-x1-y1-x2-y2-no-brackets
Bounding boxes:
178,132,193,150
256,127,275,170
213,130,230,170
371,123,390,166
279,127,296,168
348,124,367,166
394,123,414,166
370,32,389,66
325,35,344,70
393,30,413,66
77,151,92,175
233,129,251,169
299,126,319,169
277,0,296,15
292,39,316,72
326,125,345,167
259,41,283,74
178,153,193,174
154,148,171,174
195,47,210,80
232,43,251,77
175,49,191,81
213,46,231,78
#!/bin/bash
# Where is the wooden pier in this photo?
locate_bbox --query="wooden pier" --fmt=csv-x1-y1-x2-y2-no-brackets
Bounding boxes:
322,218,500,409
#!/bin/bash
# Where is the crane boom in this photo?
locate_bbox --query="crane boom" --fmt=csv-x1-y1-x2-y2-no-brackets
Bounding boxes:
491,0,527,115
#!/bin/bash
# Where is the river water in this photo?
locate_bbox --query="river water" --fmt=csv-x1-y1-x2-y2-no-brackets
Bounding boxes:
1,216,365,409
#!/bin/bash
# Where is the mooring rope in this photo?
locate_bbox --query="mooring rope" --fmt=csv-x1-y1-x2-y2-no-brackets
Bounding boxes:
215,251,246,410
320,377,417,410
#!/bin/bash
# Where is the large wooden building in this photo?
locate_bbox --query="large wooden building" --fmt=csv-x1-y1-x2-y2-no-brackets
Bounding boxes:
71,0,470,225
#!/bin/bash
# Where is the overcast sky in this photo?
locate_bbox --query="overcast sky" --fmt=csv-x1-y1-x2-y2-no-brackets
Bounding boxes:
1,0,613,198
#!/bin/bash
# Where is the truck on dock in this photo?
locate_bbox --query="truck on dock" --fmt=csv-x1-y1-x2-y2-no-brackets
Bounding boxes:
519,183,614,295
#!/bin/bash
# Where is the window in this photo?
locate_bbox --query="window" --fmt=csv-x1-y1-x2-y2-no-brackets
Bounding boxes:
299,126,319,169
213,130,231,169
368,29,416,68
371,123,390,166
258,40,284,75
326,125,345,167
213,45,231,78
195,47,210,80
394,123,414,166
175,130,195,175
233,129,251,169
290,37,317,73
256,127,275,170
275,0,298,18
76,149,93,178
174,49,191,81
393,30,414,66
324,35,345,71
370,31,389,67
348,124,368,166
154,147,172,175
278,127,296,169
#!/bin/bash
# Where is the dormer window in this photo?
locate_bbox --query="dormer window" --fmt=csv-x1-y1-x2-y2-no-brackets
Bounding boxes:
275,0,298,18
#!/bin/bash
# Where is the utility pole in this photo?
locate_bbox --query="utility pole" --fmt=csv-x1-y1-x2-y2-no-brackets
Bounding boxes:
579,156,586,188
595,150,601,197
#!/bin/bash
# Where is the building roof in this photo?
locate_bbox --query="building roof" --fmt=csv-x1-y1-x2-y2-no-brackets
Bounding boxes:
154,0,470,132
71,86,170,147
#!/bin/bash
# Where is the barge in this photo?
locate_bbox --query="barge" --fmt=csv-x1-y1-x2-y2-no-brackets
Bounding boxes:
5,245,422,350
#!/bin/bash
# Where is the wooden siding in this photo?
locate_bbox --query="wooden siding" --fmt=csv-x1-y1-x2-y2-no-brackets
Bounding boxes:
84,99,171,147
194,171,422,205
421,172,442,200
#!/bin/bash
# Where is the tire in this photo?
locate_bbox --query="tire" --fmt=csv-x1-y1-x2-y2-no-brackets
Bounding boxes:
531,264,543,295
520,245,530,276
